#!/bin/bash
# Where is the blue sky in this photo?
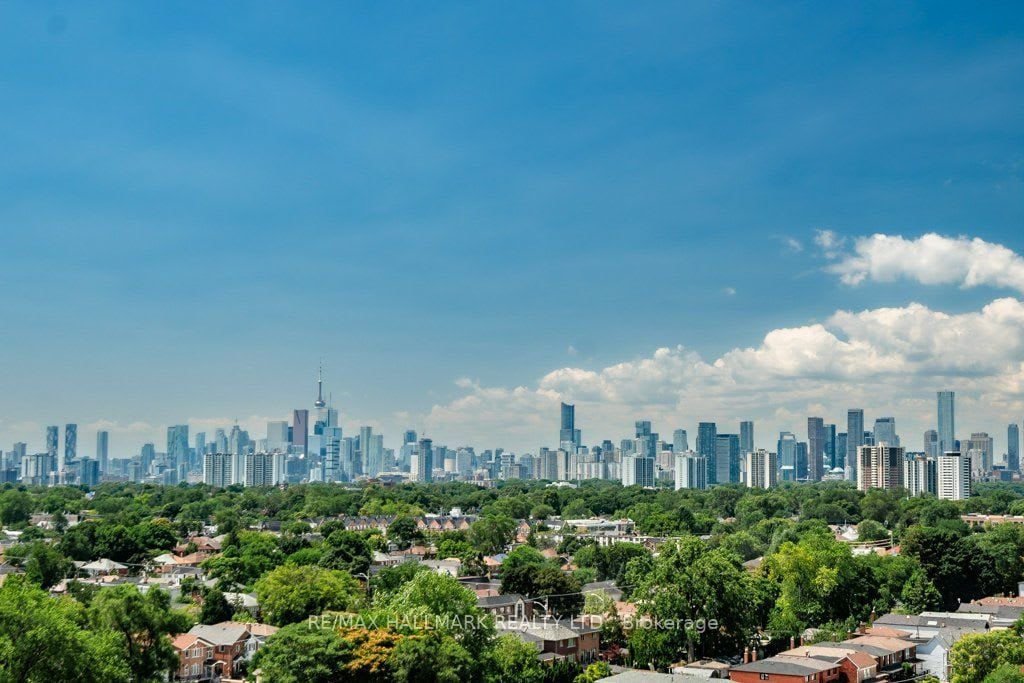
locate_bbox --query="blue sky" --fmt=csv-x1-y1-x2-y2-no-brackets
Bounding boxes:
0,2,1022,456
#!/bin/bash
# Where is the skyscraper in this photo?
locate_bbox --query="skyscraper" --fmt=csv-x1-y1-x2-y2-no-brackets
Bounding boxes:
923,429,939,459
96,430,109,475
1009,424,1021,473
697,422,717,485
938,391,955,456
167,425,189,479
416,438,434,482
740,421,754,456
807,417,825,482
823,424,837,472
715,434,740,484
846,409,864,481
560,403,577,451
267,421,289,452
673,429,689,453
873,417,898,447
63,424,77,473
835,432,847,471
965,432,994,475
292,409,309,456
778,432,797,481
46,426,58,462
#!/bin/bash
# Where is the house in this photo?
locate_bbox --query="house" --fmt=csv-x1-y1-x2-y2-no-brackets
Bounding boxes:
422,558,461,577
223,592,261,618
172,622,277,682
602,672,710,683
872,612,990,640
777,646,878,683
497,619,600,662
81,558,129,576
824,635,919,674
187,622,252,679
477,593,532,620
729,655,844,683
914,625,993,683
672,659,733,679
583,580,624,602
170,633,214,681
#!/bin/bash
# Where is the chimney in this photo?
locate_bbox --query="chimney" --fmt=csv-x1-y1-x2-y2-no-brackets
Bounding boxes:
869,609,876,625
790,636,795,650
752,649,758,662
744,647,750,664
800,636,805,647
847,630,854,640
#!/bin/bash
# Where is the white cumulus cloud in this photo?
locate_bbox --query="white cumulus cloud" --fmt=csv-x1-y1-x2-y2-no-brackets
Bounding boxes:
828,233,1024,294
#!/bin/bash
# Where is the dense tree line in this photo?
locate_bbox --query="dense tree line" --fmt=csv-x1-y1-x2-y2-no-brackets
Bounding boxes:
2,479,1024,679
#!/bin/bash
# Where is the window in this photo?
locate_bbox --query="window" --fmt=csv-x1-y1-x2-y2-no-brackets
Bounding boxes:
759,674,769,681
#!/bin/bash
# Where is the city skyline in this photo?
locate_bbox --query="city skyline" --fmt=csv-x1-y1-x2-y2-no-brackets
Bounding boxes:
0,4,1022,455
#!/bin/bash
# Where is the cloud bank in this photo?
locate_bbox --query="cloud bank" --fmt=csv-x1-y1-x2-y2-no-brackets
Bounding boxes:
424,297,1024,453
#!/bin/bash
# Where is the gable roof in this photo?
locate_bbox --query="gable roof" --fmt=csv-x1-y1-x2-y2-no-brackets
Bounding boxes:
189,622,250,646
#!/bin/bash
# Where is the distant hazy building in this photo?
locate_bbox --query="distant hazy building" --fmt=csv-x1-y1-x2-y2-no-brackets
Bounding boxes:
413,438,433,482
715,434,740,484
835,432,847,471
167,424,189,479
622,454,654,488
874,417,898,447
674,452,706,490
938,451,971,501
292,409,309,456
778,432,797,482
807,418,825,482
266,421,290,452
96,431,109,475
904,454,937,496
560,403,580,452
245,452,286,487
63,423,77,472
938,391,955,456
46,426,59,462
697,422,717,485
78,458,100,487
964,432,994,475
740,421,754,457
203,453,233,488
846,409,864,481
857,445,905,491
1009,424,1021,473
673,429,689,453
924,429,939,459
745,449,777,489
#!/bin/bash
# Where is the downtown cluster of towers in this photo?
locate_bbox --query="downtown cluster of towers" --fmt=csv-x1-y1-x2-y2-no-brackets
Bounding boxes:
1,382,1020,496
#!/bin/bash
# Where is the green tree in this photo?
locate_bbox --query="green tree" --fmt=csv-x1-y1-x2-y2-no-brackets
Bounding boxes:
950,630,1024,683
983,664,1024,683
87,585,191,683
251,621,395,683
388,516,422,550
485,633,545,683
319,530,372,575
899,568,942,613
0,576,130,683
255,564,362,626
199,588,234,625
0,490,32,526
628,535,754,666
390,630,473,683
856,519,889,542
379,570,495,658
470,516,517,555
